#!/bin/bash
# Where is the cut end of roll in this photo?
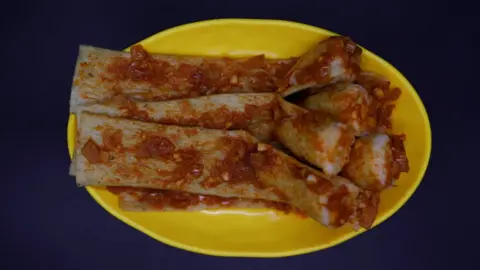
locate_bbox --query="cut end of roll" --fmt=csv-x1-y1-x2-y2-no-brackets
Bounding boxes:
351,190,380,230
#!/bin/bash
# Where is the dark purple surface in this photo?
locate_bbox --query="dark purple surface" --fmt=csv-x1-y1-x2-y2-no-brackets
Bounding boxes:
1,0,476,269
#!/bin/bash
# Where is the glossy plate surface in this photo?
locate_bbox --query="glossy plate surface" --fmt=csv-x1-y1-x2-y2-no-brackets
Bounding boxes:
67,19,431,257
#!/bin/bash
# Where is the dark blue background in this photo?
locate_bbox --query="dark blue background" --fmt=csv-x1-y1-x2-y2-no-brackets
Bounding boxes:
2,0,476,269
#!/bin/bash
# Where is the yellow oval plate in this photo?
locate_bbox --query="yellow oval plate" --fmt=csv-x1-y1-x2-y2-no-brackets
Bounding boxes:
67,19,431,257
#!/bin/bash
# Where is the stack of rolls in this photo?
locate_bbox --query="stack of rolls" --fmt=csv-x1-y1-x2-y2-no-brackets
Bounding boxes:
69,36,408,230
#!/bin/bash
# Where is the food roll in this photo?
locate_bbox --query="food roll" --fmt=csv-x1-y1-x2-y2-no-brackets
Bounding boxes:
70,44,296,112
77,93,279,142
108,187,303,216
74,112,379,229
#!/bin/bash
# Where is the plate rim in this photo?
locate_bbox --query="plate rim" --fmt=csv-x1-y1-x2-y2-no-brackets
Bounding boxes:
67,18,432,257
